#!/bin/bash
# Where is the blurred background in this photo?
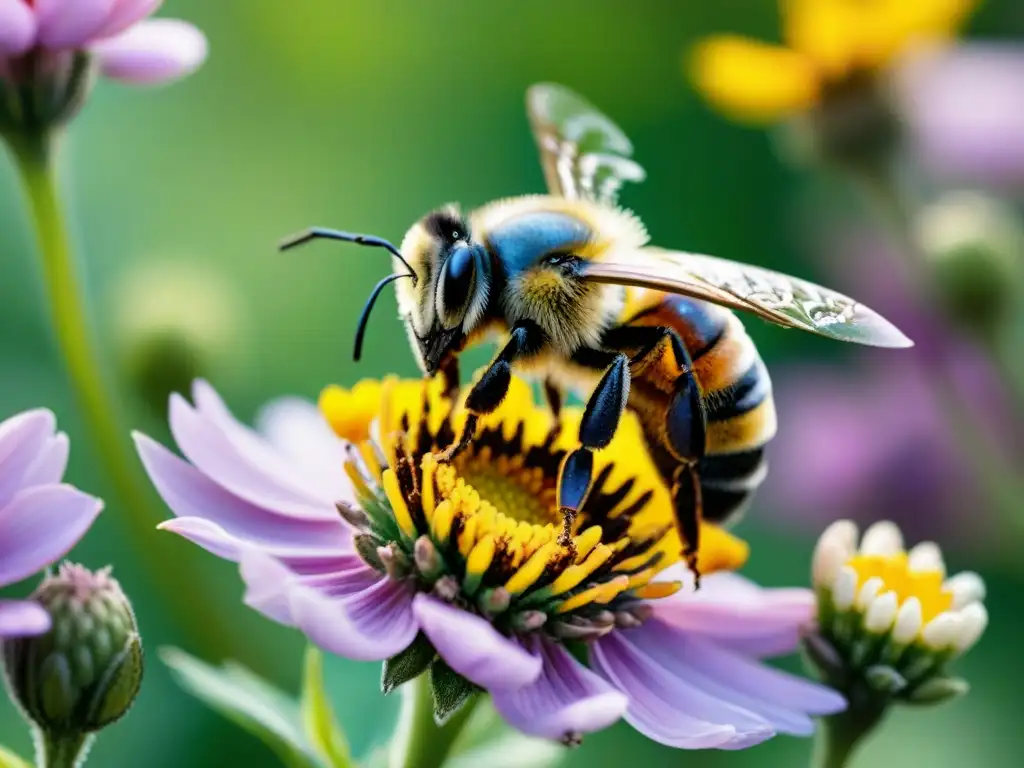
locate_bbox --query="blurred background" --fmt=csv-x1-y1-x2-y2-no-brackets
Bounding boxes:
2,1,1023,765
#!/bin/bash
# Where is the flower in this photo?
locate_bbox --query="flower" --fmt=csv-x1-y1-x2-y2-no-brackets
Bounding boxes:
0,408,103,639
807,519,986,706
896,43,1024,192
2,564,143,744
0,1,207,133
691,0,978,124
137,376,845,748
690,0,979,165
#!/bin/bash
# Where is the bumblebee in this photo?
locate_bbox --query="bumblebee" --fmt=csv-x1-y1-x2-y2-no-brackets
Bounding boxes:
281,85,911,583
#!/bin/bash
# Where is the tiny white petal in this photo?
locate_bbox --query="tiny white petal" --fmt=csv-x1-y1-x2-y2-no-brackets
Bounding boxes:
908,541,945,576
855,577,884,612
821,519,859,552
945,571,986,610
860,521,903,556
954,603,988,653
892,597,923,644
832,566,858,611
813,540,851,589
864,591,899,634
921,611,963,650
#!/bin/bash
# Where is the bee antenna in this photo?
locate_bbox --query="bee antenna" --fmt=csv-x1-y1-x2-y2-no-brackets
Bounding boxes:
278,227,418,283
353,273,414,362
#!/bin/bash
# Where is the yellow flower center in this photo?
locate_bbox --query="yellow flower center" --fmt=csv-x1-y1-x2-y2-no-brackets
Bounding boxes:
321,375,750,632
847,553,953,623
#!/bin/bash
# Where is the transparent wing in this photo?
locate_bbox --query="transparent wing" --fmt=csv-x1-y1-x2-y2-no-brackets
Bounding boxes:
582,247,913,348
526,83,646,205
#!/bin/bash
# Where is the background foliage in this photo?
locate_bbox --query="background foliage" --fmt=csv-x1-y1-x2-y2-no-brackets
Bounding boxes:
1,1,1021,765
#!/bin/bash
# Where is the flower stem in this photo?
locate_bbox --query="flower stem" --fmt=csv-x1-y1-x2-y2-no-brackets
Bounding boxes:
36,732,92,768
812,707,884,768
389,674,478,768
3,131,235,662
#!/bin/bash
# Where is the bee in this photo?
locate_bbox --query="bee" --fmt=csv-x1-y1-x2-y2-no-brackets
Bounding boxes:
281,84,911,584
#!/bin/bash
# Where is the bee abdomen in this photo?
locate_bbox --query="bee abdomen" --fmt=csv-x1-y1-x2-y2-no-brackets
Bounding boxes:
697,448,767,525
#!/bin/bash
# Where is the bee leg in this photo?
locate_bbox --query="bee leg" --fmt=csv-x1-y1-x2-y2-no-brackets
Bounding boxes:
435,321,545,463
543,379,563,443
557,354,630,553
664,365,708,589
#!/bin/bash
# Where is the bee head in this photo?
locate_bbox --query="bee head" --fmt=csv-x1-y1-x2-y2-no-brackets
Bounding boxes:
396,206,491,375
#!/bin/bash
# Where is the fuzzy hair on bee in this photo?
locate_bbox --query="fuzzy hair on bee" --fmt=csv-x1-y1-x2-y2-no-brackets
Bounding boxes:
279,82,911,587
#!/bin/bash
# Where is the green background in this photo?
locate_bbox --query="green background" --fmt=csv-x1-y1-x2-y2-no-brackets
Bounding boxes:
1,1,1021,766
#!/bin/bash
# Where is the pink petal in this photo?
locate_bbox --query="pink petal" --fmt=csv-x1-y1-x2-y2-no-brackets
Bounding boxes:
95,0,163,39
93,18,207,84
291,576,417,661
652,571,814,657
625,620,839,736
0,600,51,638
0,485,102,587
163,394,335,520
20,433,70,491
0,409,58,508
136,433,350,557
491,637,627,740
255,397,354,504
36,0,118,49
412,595,542,690
591,631,774,750
0,0,37,56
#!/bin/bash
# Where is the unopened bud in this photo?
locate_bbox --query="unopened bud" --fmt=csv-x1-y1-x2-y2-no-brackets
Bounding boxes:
0,52,96,139
2,565,143,743
917,192,1023,339
111,260,246,416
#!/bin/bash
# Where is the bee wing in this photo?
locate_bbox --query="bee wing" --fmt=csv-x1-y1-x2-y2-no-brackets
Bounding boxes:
526,83,646,206
582,247,913,348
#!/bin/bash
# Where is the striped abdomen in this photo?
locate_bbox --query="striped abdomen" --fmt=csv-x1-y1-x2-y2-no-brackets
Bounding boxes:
622,291,777,526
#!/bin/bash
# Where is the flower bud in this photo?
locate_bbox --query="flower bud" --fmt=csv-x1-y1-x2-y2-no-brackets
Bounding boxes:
916,191,1023,340
2,564,143,740
111,260,246,416
0,51,96,140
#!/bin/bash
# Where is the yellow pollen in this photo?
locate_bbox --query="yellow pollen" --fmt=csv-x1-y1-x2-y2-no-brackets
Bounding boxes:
505,541,559,595
358,442,383,481
458,516,478,558
847,553,953,623
431,500,455,543
550,544,614,595
573,526,603,562
382,469,415,538
556,575,630,614
626,568,656,589
634,581,683,601
467,534,496,577
420,456,437,518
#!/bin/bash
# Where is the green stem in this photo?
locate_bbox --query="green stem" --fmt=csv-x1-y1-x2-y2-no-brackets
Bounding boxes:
389,675,478,768
36,733,92,768
4,131,234,661
811,708,884,768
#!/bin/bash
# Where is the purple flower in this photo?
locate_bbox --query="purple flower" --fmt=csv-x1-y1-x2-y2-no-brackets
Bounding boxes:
0,0,206,85
897,44,1024,192
137,378,844,748
0,408,103,638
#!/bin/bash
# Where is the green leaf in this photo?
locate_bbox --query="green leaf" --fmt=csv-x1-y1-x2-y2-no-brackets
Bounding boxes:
429,659,479,726
382,634,435,695
300,646,352,768
0,745,31,768
161,647,322,768
448,701,567,768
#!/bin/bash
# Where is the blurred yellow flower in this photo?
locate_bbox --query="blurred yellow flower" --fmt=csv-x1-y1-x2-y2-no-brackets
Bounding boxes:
691,0,979,123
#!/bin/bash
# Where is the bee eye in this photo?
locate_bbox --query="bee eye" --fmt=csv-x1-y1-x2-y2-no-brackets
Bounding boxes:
437,244,477,328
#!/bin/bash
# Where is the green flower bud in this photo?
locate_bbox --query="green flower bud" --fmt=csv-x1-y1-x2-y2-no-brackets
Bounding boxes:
0,52,96,141
2,564,143,744
917,191,1023,340
110,260,246,416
